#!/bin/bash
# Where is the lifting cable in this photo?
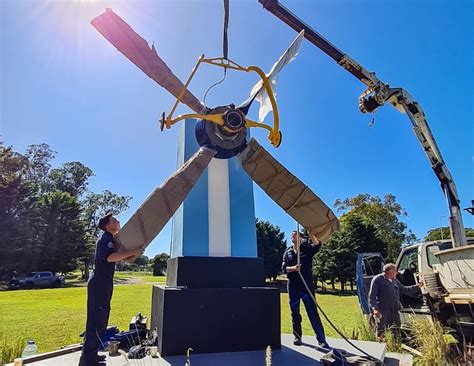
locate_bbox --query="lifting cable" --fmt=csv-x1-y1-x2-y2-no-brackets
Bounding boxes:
296,223,385,365
202,0,229,108
223,0,229,60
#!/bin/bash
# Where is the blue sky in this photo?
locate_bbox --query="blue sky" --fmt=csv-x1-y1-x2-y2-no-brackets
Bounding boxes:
1,0,472,257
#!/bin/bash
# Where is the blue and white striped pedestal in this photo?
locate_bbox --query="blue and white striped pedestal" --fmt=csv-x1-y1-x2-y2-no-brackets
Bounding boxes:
170,119,257,258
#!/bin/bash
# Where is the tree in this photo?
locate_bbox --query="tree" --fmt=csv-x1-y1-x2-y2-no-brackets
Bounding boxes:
152,253,170,276
0,143,42,279
135,255,149,267
424,227,474,242
49,162,93,197
256,219,287,281
35,191,86,274
82,190,132,235
0,142,132,279
312,237,338,290
24,143,56,191
134,255,150,267
335,193,416,261
313,215,385,292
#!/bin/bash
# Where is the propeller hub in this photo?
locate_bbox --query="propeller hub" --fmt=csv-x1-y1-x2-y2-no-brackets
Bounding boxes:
223,109,245,131
195,105,247,159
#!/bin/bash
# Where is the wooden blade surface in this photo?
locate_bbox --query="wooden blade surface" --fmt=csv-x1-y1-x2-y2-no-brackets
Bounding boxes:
92,8,204,113
238,139,339,241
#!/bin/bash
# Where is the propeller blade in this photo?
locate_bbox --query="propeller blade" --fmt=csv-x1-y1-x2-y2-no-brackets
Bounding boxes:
238,139,339,241
91,8,205,113
117,147,216,250
242,30,305,121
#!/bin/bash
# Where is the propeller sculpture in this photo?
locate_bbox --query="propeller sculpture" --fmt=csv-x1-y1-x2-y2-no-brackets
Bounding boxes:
91,8,339,252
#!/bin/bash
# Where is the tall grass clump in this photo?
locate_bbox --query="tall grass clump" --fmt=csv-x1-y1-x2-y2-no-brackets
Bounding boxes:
347,313,376,342
0,332,25,364
384,328,403,353
407,316,452,366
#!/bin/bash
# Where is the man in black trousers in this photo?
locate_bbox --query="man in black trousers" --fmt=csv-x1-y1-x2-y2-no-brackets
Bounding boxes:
79,213,144,366
282,230,328,348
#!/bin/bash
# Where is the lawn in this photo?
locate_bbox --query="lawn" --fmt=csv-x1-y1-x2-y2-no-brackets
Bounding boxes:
61,271,166,287
0,278,363,357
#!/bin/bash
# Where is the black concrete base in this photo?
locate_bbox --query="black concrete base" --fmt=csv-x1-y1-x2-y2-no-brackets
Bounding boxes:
166,256,265,288
151,285,281,356
150,256,281,356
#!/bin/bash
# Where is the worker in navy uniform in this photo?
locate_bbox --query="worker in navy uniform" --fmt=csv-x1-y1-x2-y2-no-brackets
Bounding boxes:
79,213,144,366
282,230,328,348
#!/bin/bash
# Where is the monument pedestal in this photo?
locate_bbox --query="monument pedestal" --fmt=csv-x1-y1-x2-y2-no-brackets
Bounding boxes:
150,257,281,356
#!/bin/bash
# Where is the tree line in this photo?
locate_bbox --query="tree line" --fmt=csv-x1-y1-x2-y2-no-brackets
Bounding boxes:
256,193,473,292
2,141,471,286
0,142,131,280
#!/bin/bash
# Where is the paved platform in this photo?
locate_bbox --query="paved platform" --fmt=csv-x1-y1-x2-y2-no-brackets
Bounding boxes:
10,334,404,366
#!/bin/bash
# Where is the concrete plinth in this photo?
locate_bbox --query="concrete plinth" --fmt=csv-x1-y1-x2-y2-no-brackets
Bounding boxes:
151,285,281,356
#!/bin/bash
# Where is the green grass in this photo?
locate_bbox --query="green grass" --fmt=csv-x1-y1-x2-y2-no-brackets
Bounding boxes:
60,271,166,288
112,272,166,284
0,285,155,356
0,281,361,361
280,292,362,337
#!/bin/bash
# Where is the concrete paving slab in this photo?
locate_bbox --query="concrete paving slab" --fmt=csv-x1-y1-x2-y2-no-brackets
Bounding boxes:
10,334,387,366
384,352,413,366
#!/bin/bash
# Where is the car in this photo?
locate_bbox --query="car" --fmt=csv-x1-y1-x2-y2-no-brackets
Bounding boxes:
9,271,65,290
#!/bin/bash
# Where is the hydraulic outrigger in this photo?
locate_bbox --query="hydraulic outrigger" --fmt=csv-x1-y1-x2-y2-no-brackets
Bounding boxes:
259,0,469,247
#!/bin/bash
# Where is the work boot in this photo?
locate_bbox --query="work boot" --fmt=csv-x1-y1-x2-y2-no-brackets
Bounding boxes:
293,337,302,346
318,341,330,349
97,354,107,363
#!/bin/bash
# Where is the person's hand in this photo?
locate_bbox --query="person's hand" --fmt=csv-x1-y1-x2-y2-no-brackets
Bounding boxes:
132,245,145,257
125,245,144,258
418,279,424,288
289,264,301,273
308,232,321,246
373,309,382,319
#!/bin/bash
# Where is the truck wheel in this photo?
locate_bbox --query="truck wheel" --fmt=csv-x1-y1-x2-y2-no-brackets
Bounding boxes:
25,282,34,290
53,281,61,288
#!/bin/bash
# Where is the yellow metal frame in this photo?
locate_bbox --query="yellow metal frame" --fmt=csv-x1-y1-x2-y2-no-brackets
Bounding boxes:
162,55,281,147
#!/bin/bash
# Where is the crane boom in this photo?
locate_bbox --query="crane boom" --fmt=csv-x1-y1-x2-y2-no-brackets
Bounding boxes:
259,0,468,247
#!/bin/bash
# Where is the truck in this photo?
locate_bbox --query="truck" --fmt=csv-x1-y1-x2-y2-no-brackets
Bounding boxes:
259,0,474,352
9,271,65,290
357,238,474,349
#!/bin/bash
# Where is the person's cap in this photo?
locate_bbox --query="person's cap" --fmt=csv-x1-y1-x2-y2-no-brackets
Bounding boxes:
98,213,113,231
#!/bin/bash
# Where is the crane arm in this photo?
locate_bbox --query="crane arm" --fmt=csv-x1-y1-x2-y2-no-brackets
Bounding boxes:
259,0,468,247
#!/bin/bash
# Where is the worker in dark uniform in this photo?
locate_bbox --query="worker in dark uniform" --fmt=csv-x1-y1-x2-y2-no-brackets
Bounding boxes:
368,263,423,342
79,213,144,366
282,230,328,348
